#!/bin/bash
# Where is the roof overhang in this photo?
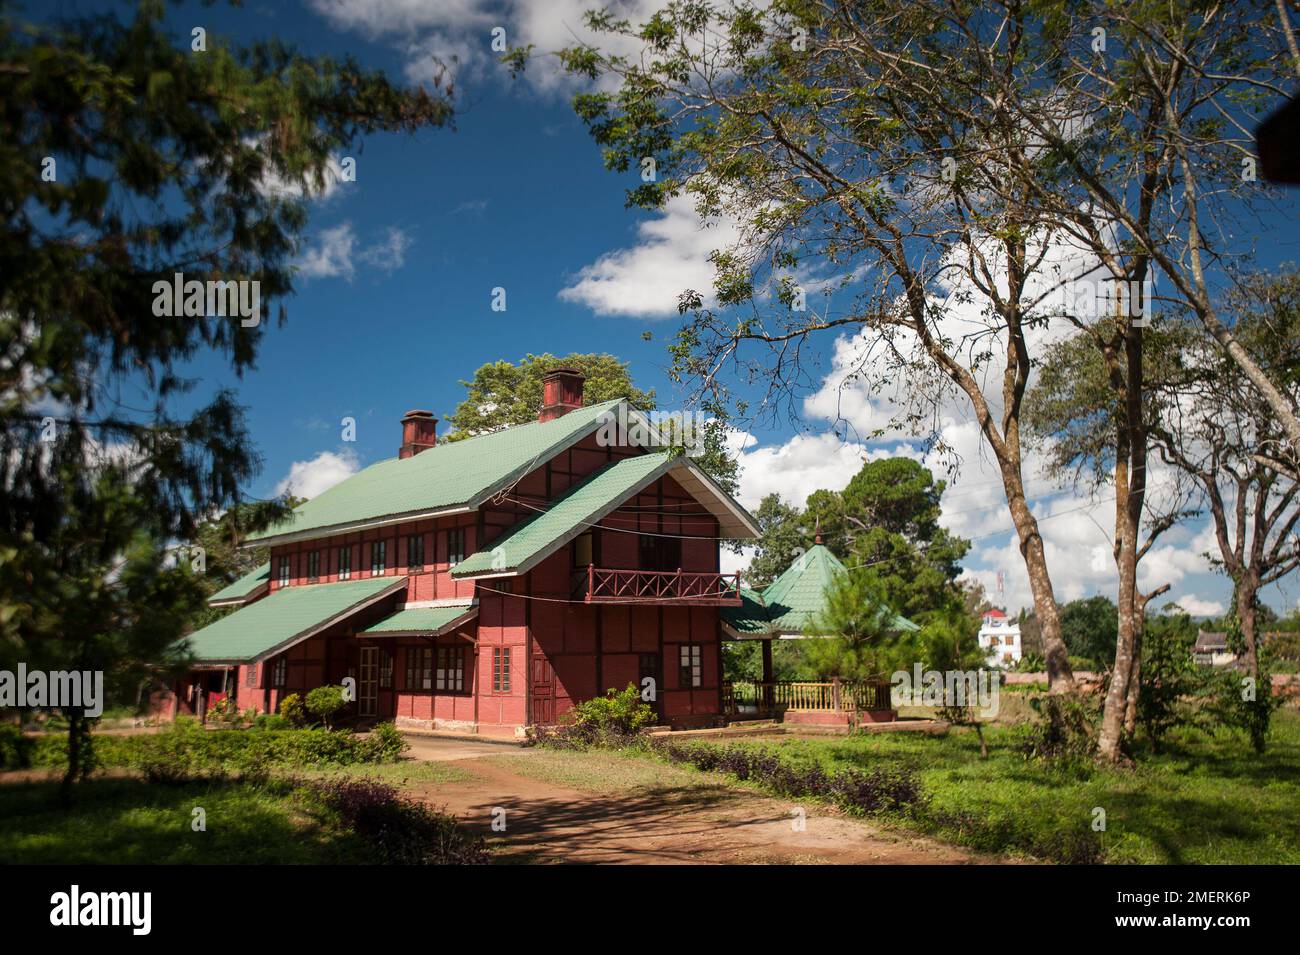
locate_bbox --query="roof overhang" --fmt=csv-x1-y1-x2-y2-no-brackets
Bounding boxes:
207,580,269,608
229,578,409,664
242,505,474,549
361,603,479,639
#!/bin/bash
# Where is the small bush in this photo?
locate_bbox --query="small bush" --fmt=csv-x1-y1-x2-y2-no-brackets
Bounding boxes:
305,685,348,729
279,693,307,727
1019,694,1099,764
253,713,290,730
528,684,654,749
301,778,487,864
0,723,34,770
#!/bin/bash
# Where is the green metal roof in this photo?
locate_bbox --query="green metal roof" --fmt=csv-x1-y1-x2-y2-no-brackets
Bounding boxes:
452,451,674,577
361,604,477,636
724,544,918,637
721,587,771,637
182,576,405,663
207,562,270,605
247,399,625,543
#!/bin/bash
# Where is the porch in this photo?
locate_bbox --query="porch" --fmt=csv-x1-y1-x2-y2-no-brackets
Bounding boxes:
721,679,896,724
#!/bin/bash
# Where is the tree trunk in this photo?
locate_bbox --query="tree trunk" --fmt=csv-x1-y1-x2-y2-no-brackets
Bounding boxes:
1099,309,1150,763
59,709,85,806
1004,485,1075,693
1236,574,1261,680
1123,624,1143,736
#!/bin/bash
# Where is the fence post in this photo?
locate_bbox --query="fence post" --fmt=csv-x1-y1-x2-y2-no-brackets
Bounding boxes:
832,676,841,711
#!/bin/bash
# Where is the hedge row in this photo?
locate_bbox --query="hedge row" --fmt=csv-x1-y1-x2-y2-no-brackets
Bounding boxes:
7,721,407,775
646,738,925,816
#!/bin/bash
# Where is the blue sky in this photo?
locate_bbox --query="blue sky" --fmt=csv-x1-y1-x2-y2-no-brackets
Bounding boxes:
48,0,1300,617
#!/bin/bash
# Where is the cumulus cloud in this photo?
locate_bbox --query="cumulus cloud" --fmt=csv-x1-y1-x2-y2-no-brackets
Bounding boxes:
559,194,743,318
274,449,360,500
296,223,413,281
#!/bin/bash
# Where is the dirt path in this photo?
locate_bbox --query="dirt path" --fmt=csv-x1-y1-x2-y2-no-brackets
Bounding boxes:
407,754,986,865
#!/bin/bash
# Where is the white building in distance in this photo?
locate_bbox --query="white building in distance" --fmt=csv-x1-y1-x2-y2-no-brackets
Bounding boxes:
979,608,1022,667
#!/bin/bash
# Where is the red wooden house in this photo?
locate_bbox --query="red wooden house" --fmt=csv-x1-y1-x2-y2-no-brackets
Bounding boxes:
172,370,759,735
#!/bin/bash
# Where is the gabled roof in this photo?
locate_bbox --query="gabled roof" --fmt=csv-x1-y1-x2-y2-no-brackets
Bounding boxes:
182,576,406,663
1195,630,1229,653
723,544,918,639
452,452,759,579
207,562,270,607
247,399,626,546
361,603,478,637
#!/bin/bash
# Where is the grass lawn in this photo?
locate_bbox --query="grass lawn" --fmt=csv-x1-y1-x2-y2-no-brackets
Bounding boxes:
301,759,472,786
486,750,726,794
0,776,376,864
697,706,1300,863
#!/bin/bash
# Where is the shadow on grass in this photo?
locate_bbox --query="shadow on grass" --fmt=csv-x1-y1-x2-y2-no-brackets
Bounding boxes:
0,775,372,864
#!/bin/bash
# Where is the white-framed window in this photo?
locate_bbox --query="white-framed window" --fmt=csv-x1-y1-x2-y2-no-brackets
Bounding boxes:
277,556,290,587
271,657,287,688
447,528,465,566
337,545,351,580
371,539,386,575
679,644,702,688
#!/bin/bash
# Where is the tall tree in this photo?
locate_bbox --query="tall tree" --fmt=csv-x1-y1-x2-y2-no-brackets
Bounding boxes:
744,493,806,589
553,0,1093,690
445,351,740,494
444,353,656,438
0,1,453,792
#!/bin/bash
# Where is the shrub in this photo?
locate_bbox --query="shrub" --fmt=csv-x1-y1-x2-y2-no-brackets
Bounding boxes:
529,684,655,749
279,693,307,727
300,777,487,864
1019,693,1099,764
305,685,348,729
360,722,408,762
0,723,34,770
647,738,924,817
253,713,290,730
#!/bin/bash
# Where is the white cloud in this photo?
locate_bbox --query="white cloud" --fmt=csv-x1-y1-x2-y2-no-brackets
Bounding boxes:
559,194,742,318
308,0,678,93
274,449,360,499
1165,593,1225,617
296,223,414,281
297,223,357,280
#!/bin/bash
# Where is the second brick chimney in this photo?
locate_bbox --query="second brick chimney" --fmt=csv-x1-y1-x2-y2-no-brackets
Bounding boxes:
399,409,437,458
539,368,585,422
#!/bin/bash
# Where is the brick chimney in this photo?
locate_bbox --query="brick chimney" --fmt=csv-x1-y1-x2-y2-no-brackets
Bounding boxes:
539,368,585,422
399,409,437,458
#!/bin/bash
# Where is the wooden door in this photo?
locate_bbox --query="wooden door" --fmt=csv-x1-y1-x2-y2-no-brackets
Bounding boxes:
530,654,555,725
358,646,379,718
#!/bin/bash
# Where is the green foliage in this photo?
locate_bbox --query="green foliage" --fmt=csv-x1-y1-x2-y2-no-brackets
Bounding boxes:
745,494,806,589
30,720,408,775
805,569,913,680
0,0,452,790
278,693,307,727
568,684,656,736
0,723,34,770
305,686,348,729
445,353,655,438
1136,610,1201,748
744,459,970,623
443,352,739,493
1020,694,1101,766
1059,596,1119,667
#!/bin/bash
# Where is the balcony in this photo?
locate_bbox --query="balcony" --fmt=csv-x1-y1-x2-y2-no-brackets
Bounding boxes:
582,565,742,606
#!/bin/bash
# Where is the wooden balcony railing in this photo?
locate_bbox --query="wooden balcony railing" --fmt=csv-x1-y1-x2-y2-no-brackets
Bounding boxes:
583,566,743,605
722,679,893,715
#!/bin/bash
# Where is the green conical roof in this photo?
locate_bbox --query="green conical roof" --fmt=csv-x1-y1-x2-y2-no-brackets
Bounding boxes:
722,544,918,638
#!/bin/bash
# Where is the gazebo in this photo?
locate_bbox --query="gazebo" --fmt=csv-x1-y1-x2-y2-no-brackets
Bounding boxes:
721,537,918,724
